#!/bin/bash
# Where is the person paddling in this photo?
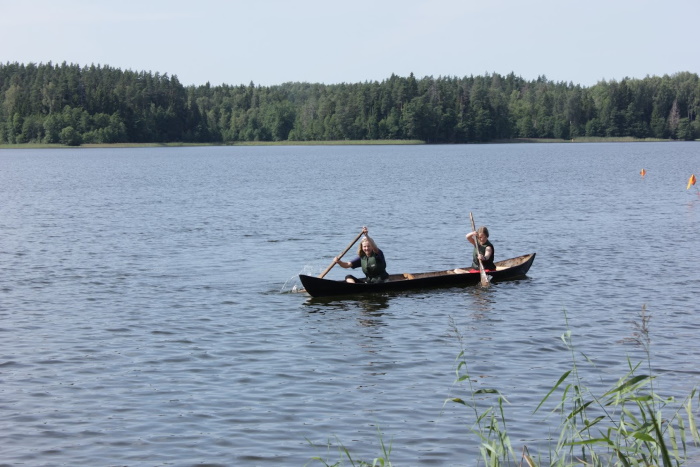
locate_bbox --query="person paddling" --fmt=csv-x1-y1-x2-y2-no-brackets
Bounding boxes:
334,226,389,283
467,226,495,271
455,226,495,274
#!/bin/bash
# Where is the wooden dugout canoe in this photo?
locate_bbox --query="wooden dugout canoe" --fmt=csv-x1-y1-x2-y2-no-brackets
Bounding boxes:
299,253,535,298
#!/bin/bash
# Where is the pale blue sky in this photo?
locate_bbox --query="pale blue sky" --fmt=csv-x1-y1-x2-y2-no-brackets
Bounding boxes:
2,0,698,87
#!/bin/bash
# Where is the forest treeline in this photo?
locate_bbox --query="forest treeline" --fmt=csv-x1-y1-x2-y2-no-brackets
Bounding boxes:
1,61,698,145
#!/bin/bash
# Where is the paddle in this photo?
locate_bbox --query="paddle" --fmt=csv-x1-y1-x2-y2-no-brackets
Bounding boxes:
470,212,491,287
318,230,365,278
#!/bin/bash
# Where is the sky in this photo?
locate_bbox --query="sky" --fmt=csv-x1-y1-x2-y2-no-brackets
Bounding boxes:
2,0,698,88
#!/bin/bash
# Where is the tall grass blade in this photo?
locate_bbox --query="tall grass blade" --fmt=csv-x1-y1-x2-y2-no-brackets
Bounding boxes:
534,370,571,413
686,392,700,444
603,374,652,397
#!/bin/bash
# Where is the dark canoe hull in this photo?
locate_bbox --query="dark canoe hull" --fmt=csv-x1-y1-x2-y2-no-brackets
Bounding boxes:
299,253,535,298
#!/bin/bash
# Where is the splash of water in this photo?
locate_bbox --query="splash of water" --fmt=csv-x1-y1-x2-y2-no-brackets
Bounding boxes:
280,264,318,293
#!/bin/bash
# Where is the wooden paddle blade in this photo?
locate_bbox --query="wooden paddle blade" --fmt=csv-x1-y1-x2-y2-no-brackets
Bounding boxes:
480,271,491,287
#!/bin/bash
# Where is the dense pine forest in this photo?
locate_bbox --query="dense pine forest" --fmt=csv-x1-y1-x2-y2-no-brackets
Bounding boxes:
1,61,698,145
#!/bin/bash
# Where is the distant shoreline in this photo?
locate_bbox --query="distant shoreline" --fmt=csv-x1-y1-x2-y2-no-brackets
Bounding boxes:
0,137,692,149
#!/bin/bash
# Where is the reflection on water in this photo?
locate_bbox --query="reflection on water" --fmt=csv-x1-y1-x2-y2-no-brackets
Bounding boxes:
304,294,391,327
305,294,391,312
466,286,496,318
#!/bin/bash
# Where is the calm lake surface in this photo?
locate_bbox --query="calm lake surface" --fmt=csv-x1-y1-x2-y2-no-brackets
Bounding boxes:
1,142,699,466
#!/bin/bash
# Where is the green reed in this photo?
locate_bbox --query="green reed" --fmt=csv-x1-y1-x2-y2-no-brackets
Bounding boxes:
447,306,700,466
309,306,699,466
306,428,393,467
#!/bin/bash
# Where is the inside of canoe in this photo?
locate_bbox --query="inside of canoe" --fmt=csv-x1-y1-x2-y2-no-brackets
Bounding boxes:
390,254,532,282
494,253,532,268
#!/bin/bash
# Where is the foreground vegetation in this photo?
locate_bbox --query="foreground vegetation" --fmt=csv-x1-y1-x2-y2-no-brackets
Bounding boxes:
309,307,700,466
1,62,698,146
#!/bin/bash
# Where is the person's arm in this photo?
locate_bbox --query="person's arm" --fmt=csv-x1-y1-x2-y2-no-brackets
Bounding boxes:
482,245,493,261
334,257,352,268
466,231,477,246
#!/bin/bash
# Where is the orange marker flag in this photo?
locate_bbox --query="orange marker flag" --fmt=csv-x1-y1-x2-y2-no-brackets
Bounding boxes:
640,169,646,177
687,174,697,190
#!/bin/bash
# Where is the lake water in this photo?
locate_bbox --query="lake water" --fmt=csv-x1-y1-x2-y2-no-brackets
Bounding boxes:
1,142,698,466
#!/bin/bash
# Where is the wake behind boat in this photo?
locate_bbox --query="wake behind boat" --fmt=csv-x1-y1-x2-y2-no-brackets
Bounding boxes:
299,253,535,298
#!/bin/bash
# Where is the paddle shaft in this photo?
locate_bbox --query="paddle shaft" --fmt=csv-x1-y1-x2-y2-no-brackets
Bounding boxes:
470,212,491,287
318,230,365,278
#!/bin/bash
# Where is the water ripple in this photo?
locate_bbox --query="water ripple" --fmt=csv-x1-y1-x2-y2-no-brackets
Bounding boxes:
1,144,698,465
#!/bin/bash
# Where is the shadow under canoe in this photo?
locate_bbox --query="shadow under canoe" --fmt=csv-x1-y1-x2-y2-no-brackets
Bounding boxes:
299,253,536,298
